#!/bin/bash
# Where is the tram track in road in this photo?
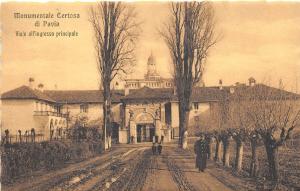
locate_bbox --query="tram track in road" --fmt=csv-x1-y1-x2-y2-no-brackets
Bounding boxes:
104,148,151,191
67,147,148,191
52,147,148,191
163,150,197,191
146,154,159,190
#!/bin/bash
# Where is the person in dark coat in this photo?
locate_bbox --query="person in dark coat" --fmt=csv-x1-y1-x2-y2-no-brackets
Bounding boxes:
152,142,157,155
194,134,208,172
157,143,162,155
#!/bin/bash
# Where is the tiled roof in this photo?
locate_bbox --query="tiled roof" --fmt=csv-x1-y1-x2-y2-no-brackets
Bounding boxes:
123,87,175,101
230,84,300,100
2,84,299,104
44,90,124,104
191,87,223,102
122,86,223,102
1,86,55,102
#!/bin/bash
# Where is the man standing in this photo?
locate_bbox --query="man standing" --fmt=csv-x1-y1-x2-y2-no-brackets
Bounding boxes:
194,134,208,172
157,142,162,155
152,142,157,155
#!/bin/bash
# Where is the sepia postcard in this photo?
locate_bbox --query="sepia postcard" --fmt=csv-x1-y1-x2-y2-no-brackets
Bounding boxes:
1,1,300,191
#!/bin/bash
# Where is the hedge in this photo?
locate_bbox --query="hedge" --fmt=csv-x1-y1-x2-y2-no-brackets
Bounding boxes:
1,140,103,183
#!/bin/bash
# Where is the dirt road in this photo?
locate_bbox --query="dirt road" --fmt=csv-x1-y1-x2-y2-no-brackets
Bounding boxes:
3,143,256,191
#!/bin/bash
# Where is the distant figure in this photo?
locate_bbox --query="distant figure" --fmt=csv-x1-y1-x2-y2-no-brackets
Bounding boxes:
161,135,164,144
152,142,157,155
194,134,208,172
131,136,134,144
182,131,188,148
31,128,36,142
18,130,22,143
4,129,10,145
157,143,162,155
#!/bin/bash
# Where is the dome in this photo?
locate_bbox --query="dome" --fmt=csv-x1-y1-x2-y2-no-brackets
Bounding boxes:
147,52,155,66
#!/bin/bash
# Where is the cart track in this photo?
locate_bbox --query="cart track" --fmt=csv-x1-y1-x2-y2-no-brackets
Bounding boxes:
163,150,196,191
17,148,136,191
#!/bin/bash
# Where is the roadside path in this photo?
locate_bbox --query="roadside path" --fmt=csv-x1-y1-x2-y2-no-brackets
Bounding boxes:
142,146,234,191
171,147,256,191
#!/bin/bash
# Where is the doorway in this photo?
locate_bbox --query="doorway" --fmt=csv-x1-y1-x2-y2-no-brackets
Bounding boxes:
137,125,142,142
136,124,155,142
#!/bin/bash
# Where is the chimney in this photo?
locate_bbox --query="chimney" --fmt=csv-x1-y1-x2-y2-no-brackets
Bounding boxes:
248,77,256,87
125,84,129,96
29,77,35,89
37,83,44,92
219,79,223,90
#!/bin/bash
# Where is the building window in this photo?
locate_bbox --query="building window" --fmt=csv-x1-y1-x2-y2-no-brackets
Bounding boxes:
80,104,88,113
194,103,199,110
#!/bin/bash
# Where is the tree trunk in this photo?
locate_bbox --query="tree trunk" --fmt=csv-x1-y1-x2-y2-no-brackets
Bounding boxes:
214,140,222,162
179,102,190,149
103,82,112,150
250,139,258,177
264,139,280,182
235,140,244,172
207,138,213,160
178,103,184,146
222,139,230,167
181,110,190,149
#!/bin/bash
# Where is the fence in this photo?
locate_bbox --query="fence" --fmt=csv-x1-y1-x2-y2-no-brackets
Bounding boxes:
2,134,45,144
1,126,102,146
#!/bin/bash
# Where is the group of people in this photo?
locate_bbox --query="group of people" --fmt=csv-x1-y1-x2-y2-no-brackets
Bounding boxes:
152,142,162,155
194,134,209,172
152,135,163,155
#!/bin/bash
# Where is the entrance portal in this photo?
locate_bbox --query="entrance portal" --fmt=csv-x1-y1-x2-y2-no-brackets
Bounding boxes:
136,124,155,142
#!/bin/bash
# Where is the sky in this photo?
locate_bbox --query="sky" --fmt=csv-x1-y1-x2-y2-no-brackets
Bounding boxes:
1,2,300,92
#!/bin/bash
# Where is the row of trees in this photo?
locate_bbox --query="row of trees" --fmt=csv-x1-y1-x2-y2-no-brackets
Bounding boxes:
206,84,300,186
89,2,216,149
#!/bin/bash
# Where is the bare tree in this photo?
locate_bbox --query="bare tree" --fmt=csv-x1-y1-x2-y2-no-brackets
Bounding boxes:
212,87,231,164
246,84,300,183
231,87,260,176
249,130,260,177
220,129,232,167
90,2,139,149
161,2,217,148
213,131,223,162
228,87,252,172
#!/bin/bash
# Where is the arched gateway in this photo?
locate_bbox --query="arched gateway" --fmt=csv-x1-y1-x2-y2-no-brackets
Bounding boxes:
126,107,162,144
117,87,171,144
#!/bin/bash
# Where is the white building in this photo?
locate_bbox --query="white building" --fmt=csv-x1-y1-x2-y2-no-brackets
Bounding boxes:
2,54,299,143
